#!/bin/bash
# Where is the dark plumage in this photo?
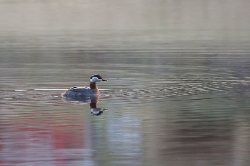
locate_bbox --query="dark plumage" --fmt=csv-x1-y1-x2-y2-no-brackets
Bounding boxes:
61,74,107,99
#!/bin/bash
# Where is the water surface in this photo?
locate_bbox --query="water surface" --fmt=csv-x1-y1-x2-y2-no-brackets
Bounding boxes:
1,1,250,164
1,36,250,165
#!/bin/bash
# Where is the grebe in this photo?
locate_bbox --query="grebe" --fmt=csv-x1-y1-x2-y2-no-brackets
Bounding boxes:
62,74,107,98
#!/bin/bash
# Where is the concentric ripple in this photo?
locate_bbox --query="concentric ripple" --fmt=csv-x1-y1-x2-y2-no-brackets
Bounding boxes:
1,78,249,104
102,79,250,99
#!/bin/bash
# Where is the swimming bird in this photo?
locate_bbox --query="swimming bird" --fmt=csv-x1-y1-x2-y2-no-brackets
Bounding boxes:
62,74,107,99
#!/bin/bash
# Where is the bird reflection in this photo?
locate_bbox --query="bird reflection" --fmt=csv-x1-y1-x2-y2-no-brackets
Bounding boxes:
63,95,107,116
90,99,108,116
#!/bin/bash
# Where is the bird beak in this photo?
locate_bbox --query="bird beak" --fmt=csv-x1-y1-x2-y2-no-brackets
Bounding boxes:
102,79,107,81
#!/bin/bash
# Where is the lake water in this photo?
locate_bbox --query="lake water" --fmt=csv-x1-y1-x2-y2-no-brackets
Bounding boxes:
1,0,250,165
1,31,250,166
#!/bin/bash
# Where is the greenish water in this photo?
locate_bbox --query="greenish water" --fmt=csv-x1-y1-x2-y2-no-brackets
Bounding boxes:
1,0,250,165
1,32,250,166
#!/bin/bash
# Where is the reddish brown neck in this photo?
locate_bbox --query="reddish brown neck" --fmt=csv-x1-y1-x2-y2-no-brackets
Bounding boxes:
90,102,97,108
90,82,98,89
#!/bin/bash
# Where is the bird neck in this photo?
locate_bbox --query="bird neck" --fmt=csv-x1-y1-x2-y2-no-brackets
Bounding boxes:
90,82,98,90
90,101,97,108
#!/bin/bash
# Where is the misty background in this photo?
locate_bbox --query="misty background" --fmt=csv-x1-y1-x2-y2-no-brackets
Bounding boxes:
0,0,250,42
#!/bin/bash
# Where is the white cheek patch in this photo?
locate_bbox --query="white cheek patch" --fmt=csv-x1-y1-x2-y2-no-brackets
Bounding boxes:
91,108,101,115
90,77,100,82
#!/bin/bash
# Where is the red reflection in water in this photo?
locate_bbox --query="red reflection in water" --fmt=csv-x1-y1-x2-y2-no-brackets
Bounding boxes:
0,111,85,165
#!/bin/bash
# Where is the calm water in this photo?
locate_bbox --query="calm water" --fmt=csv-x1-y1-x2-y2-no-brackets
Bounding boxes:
1,1,250,165
1,31,250,166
